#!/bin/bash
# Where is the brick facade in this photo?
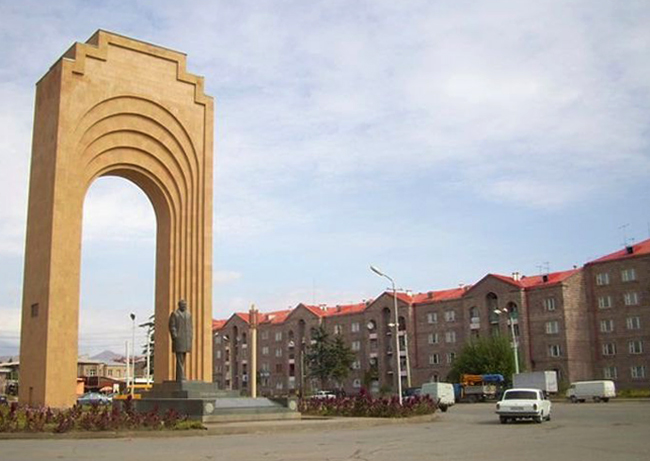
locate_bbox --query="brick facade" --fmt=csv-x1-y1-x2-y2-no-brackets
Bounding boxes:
213,239,650,395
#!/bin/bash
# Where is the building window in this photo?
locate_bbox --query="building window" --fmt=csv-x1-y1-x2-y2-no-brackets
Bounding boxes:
602,343,616,356
261,331,269,340
215,336,222,345
624,292,639,306
445,331,456,343
89,369,97,377
428,333,439,344
334,325,342,335
427,312,438,324
262,346,269,356
351,341,361,351
621,268,637,282
597,296,612,309
275,363,283,373
446,352,456,364
429,354,440,365
600,319,614,333
545,321,559,335
353,379,361,388
548,344,562,357
629,340,643,355
275,332,282,341
352,360,361,370
627,316,641,330
631,366,646,379
596,272,610,286
276,381,284,390
261,363,270,372
543,297,557,311
108,370,113,377
444,310,456,322
351,322,360,333
275,348,283,357
216,350,222,359
603,366,618,379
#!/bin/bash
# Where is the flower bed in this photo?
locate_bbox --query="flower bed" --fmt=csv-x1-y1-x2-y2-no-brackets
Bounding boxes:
0,401,203,433
299,391,437,418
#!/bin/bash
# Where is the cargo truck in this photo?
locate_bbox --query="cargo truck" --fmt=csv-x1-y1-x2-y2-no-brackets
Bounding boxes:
512,371,558,394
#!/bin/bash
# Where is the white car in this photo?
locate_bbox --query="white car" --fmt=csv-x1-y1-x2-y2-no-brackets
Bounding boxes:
310,390,337,399
496,388,551,424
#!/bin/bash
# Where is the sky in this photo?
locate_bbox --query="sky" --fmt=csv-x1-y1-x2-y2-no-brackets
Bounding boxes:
0,0,649,357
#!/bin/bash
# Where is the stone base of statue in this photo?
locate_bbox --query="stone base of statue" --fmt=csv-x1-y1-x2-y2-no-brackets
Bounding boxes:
128,381,300,423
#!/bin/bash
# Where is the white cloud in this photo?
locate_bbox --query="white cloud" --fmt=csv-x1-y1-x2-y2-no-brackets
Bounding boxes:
213,270,242,285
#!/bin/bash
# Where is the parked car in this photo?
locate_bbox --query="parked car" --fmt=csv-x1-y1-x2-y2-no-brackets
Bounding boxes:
77,392,112,406
310,390,337,399
495,388,551,424
421,382,455,412
402,387,422,398
566,380,616,403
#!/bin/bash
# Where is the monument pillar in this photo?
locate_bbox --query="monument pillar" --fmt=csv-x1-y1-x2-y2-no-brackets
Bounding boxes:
19,30,214,407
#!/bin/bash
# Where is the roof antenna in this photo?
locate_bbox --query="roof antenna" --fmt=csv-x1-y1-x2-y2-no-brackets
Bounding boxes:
619,223,630,247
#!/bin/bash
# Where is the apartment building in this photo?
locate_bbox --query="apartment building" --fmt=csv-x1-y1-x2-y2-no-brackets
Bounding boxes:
213,238,650,395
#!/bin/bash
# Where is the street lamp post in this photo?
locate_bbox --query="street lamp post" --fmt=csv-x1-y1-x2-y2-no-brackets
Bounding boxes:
494,308,520,374
130,313,136,399
370,265,403,405
139,318,155,385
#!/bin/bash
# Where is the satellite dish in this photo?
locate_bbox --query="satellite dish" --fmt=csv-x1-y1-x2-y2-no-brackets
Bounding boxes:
367,321,375,330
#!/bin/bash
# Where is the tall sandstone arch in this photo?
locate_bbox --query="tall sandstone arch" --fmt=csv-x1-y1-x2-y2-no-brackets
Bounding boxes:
19,31,214,407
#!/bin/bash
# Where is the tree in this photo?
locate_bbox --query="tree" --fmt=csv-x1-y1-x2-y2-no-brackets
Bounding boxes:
305,325,355,391
330,335,355,389
447,335,516,383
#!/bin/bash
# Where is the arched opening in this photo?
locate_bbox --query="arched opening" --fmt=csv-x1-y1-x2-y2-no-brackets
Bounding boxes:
79,177,156,394
487,293,500,337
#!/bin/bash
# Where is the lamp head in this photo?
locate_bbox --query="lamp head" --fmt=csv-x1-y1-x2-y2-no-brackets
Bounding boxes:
370,265,384,277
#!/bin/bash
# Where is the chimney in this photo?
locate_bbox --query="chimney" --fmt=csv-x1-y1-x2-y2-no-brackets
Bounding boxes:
427,291,433,299
542,274,549,283
512,272,520,282
406,290,413,297
626,245,634,255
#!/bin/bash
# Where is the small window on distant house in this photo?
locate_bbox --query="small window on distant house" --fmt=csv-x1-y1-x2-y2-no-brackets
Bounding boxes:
600,320,614,333
626,316,641,330
628,340,643,355
429,354,440,365
603,366,617,379
602,343,616,356
597,296,612,309
621,268,637,282
543,297,556,311
624,292,639,306
444,310,456,322
351,322,360,333
545,321,559,334
428,333,439,344
446,352,456,364
427,312,438,324
351,341,361,351
596,273,610,286
631,366,646,379
548,344,562,357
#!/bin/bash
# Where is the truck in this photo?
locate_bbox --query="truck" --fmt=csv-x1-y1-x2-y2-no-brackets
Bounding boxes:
566,380,616,403
420,382,455,412
512,371,558,394
456,374,505,403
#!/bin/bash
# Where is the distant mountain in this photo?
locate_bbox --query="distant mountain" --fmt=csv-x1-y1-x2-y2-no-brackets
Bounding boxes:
90,350,123,362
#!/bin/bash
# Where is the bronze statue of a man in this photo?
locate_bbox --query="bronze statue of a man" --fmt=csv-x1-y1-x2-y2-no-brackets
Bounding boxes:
169,299,193,382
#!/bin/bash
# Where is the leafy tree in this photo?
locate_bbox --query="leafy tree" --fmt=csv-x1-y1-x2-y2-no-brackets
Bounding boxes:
305,325,355,391
447,335,516,383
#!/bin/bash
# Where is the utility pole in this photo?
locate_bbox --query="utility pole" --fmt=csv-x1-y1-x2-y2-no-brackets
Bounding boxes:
249,304,259,398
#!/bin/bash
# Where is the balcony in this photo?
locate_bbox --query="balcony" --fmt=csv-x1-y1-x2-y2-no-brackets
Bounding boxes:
400,370,408,377
369,352,378,359
470,318,480,330
288,358,295,365
369,332,378,340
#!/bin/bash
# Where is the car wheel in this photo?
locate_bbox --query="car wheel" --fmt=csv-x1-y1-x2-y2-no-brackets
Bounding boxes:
500,416,508,424
546,413,551,421
602,398,609,403
535,412,544,424
570,396,578,404
440,405,448,413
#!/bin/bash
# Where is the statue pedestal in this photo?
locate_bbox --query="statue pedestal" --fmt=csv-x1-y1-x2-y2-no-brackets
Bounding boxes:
130,381,300,423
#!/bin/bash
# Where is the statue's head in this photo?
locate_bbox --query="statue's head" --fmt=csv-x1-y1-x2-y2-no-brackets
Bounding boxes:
178,299,187,312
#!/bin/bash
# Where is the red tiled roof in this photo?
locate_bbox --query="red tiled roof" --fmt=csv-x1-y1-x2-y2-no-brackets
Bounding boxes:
212,319,226,330
412,287,468,305
488,270,580,289
234,312,250,323
588,238,650,264
322,303,367,317
260,309,292,324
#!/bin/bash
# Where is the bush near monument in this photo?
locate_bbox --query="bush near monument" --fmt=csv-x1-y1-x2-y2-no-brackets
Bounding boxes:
299,390,438,418
0,401,203,433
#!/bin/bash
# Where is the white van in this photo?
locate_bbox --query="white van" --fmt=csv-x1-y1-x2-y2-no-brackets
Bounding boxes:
421,382,455,412
566,380,616,403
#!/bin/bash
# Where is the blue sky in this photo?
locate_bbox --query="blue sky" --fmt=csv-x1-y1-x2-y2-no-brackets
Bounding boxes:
0,0,649,356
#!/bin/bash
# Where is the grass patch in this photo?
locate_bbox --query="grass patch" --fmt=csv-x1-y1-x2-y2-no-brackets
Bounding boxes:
618,389,650,399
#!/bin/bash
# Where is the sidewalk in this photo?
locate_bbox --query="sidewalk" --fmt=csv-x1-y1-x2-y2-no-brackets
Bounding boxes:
0,413,438,441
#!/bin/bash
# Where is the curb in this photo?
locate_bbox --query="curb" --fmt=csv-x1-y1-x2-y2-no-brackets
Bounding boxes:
0,413,438,441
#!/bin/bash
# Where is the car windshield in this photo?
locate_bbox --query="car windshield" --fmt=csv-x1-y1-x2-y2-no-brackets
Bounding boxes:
504,391,537,400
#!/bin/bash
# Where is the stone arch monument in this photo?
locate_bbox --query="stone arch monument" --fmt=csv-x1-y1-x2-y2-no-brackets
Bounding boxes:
19,31,214,407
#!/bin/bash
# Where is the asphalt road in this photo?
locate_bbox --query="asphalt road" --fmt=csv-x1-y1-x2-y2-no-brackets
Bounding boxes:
2,401,648,461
